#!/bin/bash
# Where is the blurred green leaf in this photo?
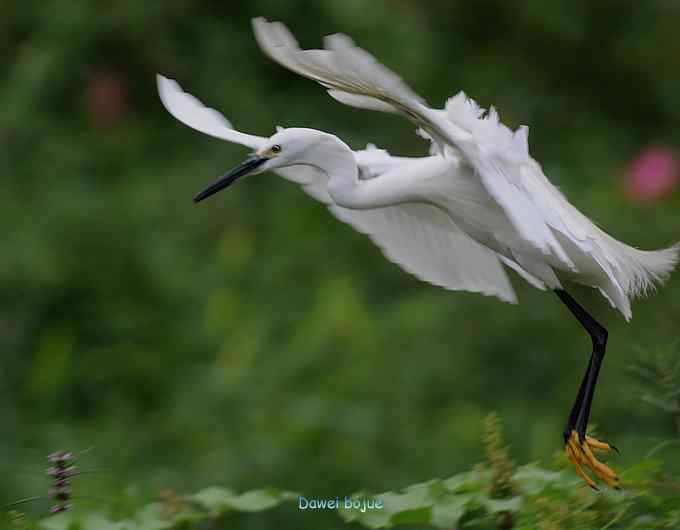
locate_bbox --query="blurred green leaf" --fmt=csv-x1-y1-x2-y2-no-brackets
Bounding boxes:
189,486,297,514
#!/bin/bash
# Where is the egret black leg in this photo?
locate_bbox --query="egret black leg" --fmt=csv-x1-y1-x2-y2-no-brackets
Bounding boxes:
555,289,608,439
563,354,593,442
554,288,618,489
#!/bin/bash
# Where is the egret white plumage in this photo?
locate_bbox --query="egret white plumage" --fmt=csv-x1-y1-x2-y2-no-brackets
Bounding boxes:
157,18,678,489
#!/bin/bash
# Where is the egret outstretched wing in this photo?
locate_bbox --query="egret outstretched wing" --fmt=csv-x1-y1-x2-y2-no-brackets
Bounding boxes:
252,18,574,265
158,75,517,303
277,153,518,303
331,197,518,303
252,19,455,152
157,75,266,150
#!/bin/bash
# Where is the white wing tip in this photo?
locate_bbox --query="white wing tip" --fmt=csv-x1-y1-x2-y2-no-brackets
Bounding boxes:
251,16,270,34
323,32,356,51
154,71,270,148
156,73,173,97
513,125,530,157
156,73,181,115
156,73,183,100
251,17,297,52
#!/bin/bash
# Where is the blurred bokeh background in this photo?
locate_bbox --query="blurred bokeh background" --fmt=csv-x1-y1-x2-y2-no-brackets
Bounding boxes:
2,1,679,528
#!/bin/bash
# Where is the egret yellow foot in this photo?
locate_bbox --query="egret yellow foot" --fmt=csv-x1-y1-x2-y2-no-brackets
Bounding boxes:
565,431,619,490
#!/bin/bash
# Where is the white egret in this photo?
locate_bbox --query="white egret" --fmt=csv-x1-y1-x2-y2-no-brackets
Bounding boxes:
157,18,678,489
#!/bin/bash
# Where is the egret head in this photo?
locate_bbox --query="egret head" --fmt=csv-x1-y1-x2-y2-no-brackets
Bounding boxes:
193,128,324,202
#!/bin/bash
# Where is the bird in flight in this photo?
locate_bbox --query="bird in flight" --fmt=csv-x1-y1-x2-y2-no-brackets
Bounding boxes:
157,18,678,489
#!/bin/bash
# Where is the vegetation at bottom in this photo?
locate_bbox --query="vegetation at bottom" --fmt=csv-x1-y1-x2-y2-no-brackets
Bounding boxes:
5,409,679,530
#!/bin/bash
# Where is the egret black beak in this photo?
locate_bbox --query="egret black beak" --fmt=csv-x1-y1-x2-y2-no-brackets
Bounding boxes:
193,155,267,203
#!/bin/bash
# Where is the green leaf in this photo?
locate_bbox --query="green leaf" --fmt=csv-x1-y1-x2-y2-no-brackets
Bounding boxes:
339,486,433,528
130,504,177,530
513,465,566,495
189,486,235,513
443,469,492,493
620,459,663,483
389,506,432,525
430,495,471,528
39,513,125,530
642,394,680,413
227,489,298,512
338,496,392,529
484,495,522,513
189,487,296,515
340,478,480,528
37,513,80,530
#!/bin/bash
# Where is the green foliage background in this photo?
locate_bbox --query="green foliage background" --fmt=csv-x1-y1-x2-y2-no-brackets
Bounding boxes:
1,1,679,528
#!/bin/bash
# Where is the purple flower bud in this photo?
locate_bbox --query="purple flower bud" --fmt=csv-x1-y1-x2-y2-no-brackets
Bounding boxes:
48,451,73,463
49,489,70,501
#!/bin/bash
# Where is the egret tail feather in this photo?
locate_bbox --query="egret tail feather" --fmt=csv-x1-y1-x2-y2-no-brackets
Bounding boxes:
610,240,680,298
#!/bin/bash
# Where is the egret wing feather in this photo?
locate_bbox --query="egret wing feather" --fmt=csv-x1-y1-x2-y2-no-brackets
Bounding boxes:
278,148,517,303
251,18,568,260
327,90,396,113
252,18,448,148
330,201,517,303
252,19,680,319
157,75,266,150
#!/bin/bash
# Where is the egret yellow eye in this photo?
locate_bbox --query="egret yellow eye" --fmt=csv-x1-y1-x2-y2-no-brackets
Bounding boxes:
271,144,282,154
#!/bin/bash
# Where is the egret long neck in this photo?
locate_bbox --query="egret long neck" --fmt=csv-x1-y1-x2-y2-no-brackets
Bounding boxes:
309,134,422,210
303,133,360,207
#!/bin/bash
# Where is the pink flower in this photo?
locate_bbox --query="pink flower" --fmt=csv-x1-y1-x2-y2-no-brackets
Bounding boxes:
623,146,679,203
